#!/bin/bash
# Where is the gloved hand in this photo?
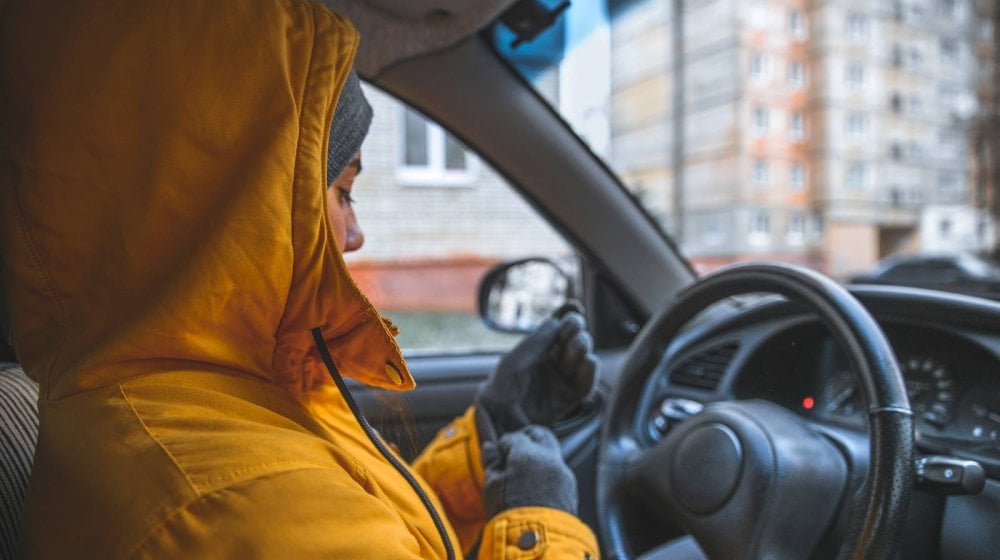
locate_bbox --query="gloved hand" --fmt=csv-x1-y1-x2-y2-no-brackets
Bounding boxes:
482,425,578,517
475,305,598,441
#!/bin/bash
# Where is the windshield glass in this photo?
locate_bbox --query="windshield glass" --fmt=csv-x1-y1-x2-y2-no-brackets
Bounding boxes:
493,0,1000,293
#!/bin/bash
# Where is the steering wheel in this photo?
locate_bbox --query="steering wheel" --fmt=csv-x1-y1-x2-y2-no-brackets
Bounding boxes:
596,263,914,560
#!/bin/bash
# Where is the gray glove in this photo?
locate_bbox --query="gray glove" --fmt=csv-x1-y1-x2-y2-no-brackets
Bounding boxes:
475,307,598,441
482,425,578,517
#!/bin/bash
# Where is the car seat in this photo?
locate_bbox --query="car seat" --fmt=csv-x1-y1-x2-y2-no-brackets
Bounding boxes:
0,363,37,560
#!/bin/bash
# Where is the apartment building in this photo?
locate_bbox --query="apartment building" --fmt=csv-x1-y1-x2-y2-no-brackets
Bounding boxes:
608,0,993,276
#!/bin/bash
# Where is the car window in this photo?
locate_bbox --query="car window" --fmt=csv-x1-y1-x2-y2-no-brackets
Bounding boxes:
346,84,575,356
492,1,999,289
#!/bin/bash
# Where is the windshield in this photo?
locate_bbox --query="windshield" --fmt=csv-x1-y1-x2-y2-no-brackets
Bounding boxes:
493,0,1000,291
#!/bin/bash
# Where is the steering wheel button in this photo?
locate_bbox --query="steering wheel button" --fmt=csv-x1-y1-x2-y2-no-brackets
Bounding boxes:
669,423,743,515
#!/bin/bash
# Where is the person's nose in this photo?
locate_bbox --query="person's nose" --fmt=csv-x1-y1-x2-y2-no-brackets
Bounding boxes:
344,218,365,253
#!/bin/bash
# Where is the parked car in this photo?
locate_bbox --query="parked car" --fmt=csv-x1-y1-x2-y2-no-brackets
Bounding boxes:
849,253,1000,301
2,1,999,560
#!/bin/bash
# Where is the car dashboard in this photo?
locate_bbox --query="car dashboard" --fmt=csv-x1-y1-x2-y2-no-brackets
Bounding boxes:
632,285,1000,558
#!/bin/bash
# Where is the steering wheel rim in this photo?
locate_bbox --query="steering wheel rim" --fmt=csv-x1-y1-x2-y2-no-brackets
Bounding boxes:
596,262,914,560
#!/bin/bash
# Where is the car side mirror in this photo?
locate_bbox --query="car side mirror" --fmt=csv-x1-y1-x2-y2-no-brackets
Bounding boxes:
477,257,574,333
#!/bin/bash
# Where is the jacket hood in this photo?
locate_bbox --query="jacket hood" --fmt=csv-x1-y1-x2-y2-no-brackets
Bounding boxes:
0,0,413,400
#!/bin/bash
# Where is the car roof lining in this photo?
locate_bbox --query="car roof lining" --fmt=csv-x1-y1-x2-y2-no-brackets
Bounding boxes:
320,0,516,78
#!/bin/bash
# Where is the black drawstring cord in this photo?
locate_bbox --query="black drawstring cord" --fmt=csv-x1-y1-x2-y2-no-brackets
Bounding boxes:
310,328,457,560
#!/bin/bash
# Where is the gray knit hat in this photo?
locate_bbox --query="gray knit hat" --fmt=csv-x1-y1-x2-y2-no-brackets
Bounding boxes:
327,70,373,185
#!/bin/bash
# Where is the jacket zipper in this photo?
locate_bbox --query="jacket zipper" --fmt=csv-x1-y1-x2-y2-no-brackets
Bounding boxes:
311,328,457,560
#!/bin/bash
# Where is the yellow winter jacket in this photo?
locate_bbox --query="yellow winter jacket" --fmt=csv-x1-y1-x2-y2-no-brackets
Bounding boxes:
0,1,599,558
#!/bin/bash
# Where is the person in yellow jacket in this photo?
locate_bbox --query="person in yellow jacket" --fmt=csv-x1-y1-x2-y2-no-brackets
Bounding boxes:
1,1,601,558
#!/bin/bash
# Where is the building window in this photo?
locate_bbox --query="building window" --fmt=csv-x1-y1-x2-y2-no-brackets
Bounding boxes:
789,9,807,38
939,128,959,147
749,210,772,244
940,0,958,19
907,47,924,71
907,95,924,116
787,211,807,243
847,162,867,190
938,85,959,111
846,12,870,40
890,184,904,206
891,93,903,112
939,218,953,238
752,107,770,135
940,39,959,66
701,214,724,245
938,172,960,199
788,62,806,88
846,112,869,137
890,141,904,160
752,159,769,187
790,163,806,191
751,52,770,82
846,61,866,88
398,107,478,186
978,20,993,40
790,111,806,140
891,44,903,67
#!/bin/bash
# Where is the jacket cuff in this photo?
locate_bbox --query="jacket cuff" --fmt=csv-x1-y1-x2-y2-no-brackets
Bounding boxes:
479,506,599,559
411,406,487,553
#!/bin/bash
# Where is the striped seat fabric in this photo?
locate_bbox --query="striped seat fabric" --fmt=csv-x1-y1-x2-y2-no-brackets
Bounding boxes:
0,363,38,560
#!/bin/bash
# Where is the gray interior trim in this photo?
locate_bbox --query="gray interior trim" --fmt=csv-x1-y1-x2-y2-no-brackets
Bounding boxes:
320,0,515,77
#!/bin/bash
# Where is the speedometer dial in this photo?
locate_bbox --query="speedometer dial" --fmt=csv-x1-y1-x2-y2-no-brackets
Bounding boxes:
824,354,958,430
900,356,957,428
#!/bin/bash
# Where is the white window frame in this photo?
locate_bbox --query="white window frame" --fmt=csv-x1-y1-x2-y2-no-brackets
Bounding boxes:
847,162,867,190
939,128,959,148
701,214,724,246
846,112,869,138
937,172,960,198
752,106,770,136
788,62,806,88
787,211,807,244
846,61,866,88
789,9,807,39
940,0,958,20
940,38,959,66
397,107,480,187
751,52,770,83
790,163,806,191
749,210,772,245
752,159,769,188
790,111,806,140
907,47,924,72
939,217,953,238
846,12,869,41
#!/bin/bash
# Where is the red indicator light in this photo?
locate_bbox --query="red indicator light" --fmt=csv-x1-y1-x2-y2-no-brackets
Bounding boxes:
802,397,815,410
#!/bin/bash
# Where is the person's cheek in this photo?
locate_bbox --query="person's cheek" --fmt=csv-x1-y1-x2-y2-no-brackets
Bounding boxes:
326,191,348,253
